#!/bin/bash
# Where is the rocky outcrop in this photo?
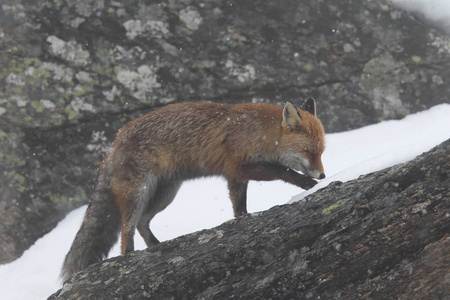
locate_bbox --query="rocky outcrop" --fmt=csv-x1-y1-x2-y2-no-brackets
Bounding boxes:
49,139,449,299
2,0,450,263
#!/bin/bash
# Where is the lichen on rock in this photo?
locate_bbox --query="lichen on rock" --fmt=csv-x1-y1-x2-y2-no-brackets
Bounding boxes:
123,19,169,39
359,53,415,119
179,7,203,31
46,36,90,66
116,65,161,102
225,60,256,83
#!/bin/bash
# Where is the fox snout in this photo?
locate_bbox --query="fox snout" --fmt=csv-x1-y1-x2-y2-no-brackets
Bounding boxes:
304,157,325,180
308,169,326,180
300,159,325,180
279,152,325,180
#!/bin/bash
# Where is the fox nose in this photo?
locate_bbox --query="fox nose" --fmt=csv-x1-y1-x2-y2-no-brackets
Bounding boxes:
319,173,326,179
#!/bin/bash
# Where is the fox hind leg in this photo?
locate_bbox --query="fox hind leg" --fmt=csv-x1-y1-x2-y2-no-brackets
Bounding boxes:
137,180,182,247
116,174,158,254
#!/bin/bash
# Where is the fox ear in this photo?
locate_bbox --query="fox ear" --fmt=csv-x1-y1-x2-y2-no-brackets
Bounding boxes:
302,98,316,116
282,102,301,128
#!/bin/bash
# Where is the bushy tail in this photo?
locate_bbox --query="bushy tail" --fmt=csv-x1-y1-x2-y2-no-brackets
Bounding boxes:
61,177,122,282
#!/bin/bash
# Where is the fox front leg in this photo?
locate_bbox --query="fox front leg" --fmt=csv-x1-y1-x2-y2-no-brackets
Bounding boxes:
237,162,318,190
227,178,249,217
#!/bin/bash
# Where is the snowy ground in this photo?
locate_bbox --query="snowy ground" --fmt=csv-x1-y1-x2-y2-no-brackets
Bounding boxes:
1,103,449,300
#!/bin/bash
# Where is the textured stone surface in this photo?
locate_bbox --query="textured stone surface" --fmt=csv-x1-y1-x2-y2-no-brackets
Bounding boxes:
49,139,450,299
1,0,450,263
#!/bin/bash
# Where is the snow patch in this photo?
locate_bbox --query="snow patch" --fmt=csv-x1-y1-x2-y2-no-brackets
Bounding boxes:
391,0,450,34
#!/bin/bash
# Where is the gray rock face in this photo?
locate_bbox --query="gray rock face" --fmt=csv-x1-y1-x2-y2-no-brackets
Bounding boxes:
49,139,450,299
1,0,450,263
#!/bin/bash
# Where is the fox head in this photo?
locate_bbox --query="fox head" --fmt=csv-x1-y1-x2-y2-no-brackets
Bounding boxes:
278,98,325,179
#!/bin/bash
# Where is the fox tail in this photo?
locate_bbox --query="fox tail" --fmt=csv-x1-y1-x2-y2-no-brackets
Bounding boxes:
61,172,121,281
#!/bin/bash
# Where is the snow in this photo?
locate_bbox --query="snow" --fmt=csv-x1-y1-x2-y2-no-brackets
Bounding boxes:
1,103,449,300
391,0,450,33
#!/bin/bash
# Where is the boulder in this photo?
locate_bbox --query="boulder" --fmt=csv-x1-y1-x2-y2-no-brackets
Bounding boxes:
49,139,450,299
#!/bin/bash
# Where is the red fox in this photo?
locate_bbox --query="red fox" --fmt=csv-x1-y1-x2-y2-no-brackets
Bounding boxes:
61,99,325,280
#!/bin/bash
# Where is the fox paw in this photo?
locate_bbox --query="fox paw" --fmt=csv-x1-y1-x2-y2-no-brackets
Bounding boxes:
300,176,318,190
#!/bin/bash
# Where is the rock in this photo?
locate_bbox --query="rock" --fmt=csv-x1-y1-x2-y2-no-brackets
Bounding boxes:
48,139,450,299
2,0,450,263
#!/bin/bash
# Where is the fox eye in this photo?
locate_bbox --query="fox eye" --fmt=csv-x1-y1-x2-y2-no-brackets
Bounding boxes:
304,149,314,157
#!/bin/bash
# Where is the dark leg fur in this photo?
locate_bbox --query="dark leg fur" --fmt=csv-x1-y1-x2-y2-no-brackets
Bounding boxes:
137,180,182,247
238,162,317,190
227,178,249,217
119,174,159,254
